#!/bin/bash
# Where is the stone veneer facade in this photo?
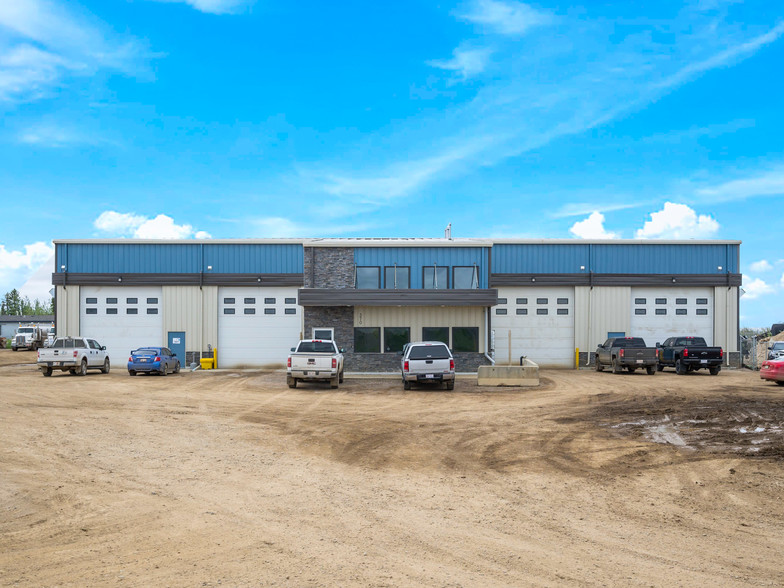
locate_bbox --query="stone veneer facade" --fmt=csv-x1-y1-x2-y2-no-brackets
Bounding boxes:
302,246,491,373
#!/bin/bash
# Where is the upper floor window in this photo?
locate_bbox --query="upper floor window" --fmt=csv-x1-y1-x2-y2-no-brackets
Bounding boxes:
453,266,479,289
423,266,448,289
384,266,410,289
356,266,380,289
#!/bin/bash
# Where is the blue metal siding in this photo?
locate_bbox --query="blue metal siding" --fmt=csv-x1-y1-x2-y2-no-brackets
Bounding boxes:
354,247,488,288
492,243,739,274
57,243,303,274
492,244,589,274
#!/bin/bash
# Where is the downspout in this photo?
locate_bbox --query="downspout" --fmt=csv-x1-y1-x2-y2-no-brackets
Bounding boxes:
585,244,593,365
484,306,495,365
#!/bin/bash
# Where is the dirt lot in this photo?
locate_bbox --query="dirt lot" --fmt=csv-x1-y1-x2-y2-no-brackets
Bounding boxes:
2,349,783,587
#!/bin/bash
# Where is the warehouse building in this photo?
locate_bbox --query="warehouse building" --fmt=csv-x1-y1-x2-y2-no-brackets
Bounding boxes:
51,238,741,370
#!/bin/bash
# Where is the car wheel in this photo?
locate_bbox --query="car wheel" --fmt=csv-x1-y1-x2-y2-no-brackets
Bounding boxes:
330,376,339,389
101,358,110,374
675,359,686,375
161,363,168,376
42,367,52,377
656,363,664,372
709,366,721,376
174,361,180,374
77,359,88,376
595,360,603,372
646,365,656,375
287,376,297,388
129,370,136,376
612,358,622,374
776,381,784,386
446,380,454,390
12,347,17,352
403,380,411,390
339,369,344,384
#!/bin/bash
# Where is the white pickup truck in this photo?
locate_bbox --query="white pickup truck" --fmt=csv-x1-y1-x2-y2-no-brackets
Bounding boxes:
37,337,110,377
287,339,345,389
401,341,455,390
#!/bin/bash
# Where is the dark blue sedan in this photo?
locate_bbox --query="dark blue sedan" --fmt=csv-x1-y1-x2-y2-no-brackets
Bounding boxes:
127,347,180,376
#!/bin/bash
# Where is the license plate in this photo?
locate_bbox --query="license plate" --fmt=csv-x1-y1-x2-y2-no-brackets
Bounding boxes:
701,360,707,364
636,360,643,364
425,374,434,378
139,358,148,362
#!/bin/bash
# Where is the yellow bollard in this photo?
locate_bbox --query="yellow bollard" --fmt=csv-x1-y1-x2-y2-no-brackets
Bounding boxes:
575,348,580,369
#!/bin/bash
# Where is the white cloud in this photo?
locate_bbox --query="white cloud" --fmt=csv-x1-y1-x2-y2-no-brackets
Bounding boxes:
94,211,211,239
20,254,55,302
0,242,55,302
635,203,719,239
17,122,111,148
427,47,492,80
749,260,773,273
742,276,775,300
0,0,149,103
781,272,784,289
457,0,553,35
157,0,254,14
569,212,619,239
695,168,784,202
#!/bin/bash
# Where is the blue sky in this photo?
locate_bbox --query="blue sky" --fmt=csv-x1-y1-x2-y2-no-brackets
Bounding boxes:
0,0,782,327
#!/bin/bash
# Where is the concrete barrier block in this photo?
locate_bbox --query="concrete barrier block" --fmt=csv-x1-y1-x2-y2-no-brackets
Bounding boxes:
477,360,539,386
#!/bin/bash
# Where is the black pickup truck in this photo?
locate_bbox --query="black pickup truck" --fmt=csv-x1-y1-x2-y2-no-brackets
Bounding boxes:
656,336,723,375
595,337,657,375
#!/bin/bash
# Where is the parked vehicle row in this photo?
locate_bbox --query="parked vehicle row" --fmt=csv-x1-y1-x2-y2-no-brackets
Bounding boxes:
595,335,725,376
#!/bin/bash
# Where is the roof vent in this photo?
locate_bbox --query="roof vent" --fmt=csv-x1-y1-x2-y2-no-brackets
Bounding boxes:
445,223,452,240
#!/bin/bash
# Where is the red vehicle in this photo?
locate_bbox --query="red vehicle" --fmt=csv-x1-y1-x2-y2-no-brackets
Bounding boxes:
760,358,784,386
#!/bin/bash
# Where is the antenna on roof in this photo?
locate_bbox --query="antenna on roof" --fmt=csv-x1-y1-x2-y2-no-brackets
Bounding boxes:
445,223,452,240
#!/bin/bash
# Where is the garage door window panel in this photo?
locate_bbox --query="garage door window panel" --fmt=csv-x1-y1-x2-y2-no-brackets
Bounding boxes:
355,327,381,353
384,327,410,353
452,327,478,352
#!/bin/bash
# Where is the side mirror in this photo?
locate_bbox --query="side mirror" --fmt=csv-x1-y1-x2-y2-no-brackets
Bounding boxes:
290,347,295,352
397,350,403,356
597,344,603,349
770,346,774,350
339,348,346,353
655,342,660,348
172,353,177,357
101,346,106,351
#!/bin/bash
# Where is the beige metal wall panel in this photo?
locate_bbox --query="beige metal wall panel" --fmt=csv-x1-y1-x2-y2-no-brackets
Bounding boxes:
713,286,738,353
56,285,80,337
162,286,219,353
355,306,485,349
577,287,631,349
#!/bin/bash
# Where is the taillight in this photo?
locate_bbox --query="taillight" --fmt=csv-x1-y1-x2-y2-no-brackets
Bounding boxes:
73,351,78,357
155,356,161,362
332,358,337,368
683,348,688,358
128,357,132,362
404,360,409,372
450,359,455,370
620,349,624,358
287,357,291,368
37,350,40,359
719,348,723,359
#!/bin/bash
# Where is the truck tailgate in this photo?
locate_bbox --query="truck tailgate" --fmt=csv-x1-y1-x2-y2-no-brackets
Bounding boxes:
290,354,334,370
408,358,451,374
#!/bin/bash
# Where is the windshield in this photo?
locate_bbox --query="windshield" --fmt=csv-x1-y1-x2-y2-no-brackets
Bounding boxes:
772,342,784,350
617,338,646,348
675,337,707,346
18,328,34,333
297,341,336,353
409,345,451,360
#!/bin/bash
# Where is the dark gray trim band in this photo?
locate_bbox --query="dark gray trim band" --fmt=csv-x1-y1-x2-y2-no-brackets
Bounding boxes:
490,273,742,287
52,273,304,287
298,288,499,307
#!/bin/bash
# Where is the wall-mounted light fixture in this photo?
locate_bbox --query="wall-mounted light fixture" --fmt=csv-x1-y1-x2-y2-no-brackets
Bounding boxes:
118,277,122,282
207,265,213,271
580,265,585,271
717,266,723,271
672,278,676,283
531,277,536,282
60,265,66,270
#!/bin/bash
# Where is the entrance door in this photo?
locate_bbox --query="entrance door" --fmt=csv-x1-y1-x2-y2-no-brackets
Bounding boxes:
168,331,185,365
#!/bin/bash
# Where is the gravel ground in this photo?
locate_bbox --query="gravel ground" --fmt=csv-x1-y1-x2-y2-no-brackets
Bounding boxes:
1,349,783,587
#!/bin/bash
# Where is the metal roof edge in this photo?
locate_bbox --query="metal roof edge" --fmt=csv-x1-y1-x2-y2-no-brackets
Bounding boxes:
51,238,742,246
489,239,742,245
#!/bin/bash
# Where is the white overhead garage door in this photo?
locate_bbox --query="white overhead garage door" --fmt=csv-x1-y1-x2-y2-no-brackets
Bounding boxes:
80,286,163,364
217,287,301,368
630,287,714,346
493,287,575,368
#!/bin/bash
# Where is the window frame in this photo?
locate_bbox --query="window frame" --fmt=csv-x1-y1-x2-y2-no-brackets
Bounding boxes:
452,266,480,289
451,327,479,352
422,266,449,290
355,266,381,289
354,327,381,353
384,266,411,290
422,326,449,345
383,327,411,353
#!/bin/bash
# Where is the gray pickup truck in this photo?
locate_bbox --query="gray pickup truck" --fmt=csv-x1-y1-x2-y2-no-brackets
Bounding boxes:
595,337,657,375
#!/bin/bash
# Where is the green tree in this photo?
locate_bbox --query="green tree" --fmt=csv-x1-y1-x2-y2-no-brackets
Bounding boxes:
0,291,53,316
1,289,23,315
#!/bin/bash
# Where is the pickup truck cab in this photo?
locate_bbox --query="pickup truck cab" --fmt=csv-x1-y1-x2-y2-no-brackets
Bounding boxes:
656,336,723,375
401,341,455,390
595,337,657,375
37,337,110,377
287,339,345,389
